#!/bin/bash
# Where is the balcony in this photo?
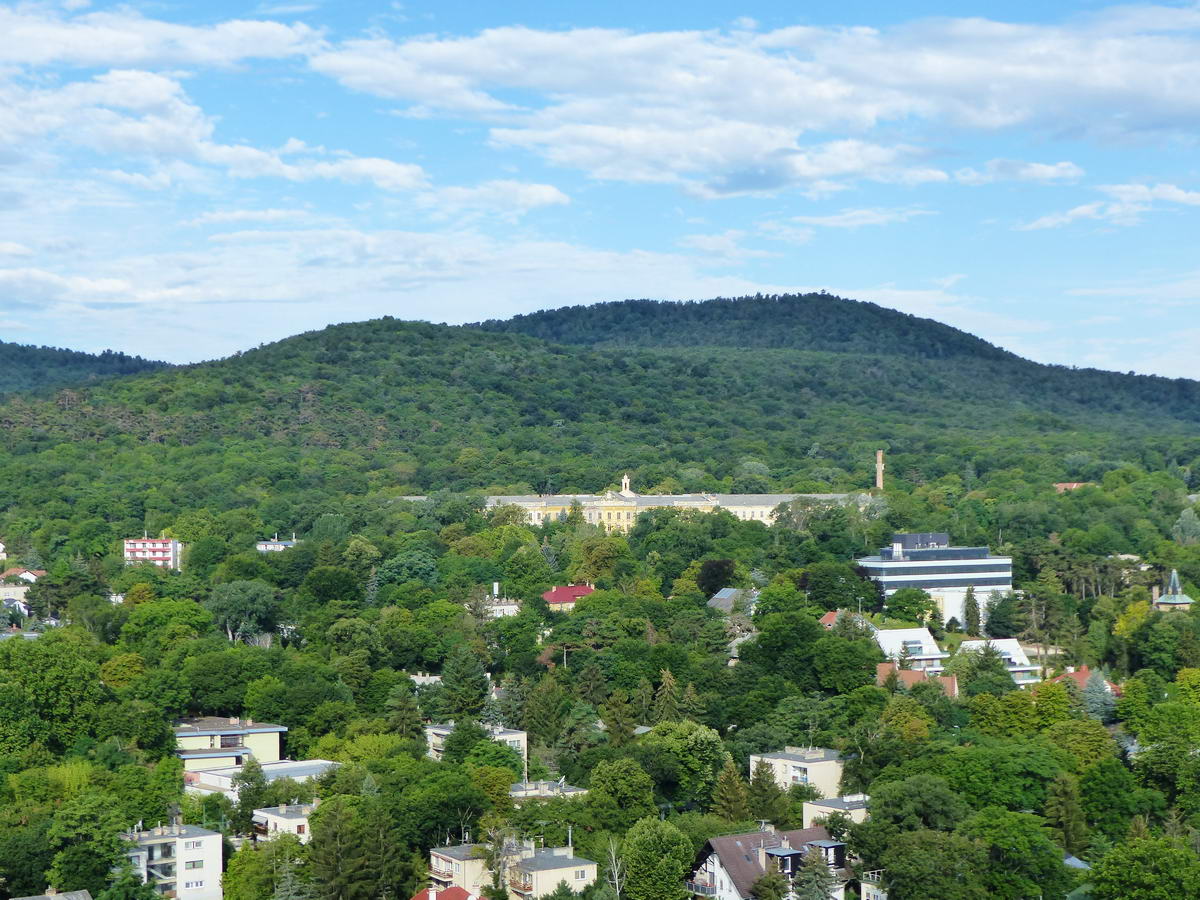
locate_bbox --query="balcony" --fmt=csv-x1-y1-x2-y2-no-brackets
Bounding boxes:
509,875,534,893
429,865,455,881
860,870,884,884
686,881,719,896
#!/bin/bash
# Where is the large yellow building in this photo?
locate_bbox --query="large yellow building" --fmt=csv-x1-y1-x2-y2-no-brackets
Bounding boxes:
486,474,849,533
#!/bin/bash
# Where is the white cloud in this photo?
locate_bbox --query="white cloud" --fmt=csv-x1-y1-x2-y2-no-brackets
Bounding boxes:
0,7,320,67
187,208,311,225
1019,181,1200,229
0,241,32,256
0,70,429,192
785,207,933,228
955,159,1084,185
309,14,1200,192
677,230,772,261
417,180,570,220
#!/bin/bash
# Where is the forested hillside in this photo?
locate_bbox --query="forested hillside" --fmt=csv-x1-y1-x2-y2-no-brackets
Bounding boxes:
3,301,1200,557
6,297,1200,900
475,294,1013,360
0,340,166,395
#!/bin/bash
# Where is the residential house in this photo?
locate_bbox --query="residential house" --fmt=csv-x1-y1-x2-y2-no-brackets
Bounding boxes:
708,588,758,616
1,567,45,583
802,794,871,829
256,534,301,553
1,592,31,620
857,532,1012,626
429,843,490,894
1050,665,1120,696
875,661,959,698
123,823,222,900
410,888,476,900
185,759,339,799
871,628,948,674
485,473,851,534
509,846,597,899
123,537,185,569
541,585,594,612
687,825,848,900
509,779,588,805
253,802,317,844
173,716,287,771
748,748,844,800
425,723,528,766
957,639,1042,687
859,870,887,900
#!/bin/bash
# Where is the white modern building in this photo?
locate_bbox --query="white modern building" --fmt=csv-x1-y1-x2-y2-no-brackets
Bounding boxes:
857,532,1012,626
957,639,1042,686
253,803,316,844
425,723,528,765
871,628,949,673
124,823,222,900
185,759,339,799
256,534,301,553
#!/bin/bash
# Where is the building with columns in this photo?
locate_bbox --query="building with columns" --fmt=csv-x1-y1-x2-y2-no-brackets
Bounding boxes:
485,474,850,534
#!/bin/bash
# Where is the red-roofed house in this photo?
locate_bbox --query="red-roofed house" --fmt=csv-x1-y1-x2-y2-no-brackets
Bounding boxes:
876,661,959,698
541,584,594,613
819,610,840,630
1050,665,1120,696
410,886,474,900
1,568,45,583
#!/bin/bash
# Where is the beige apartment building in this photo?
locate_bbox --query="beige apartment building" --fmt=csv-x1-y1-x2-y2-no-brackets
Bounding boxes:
173,716,287,771
749,748,844,800
430,842,596,900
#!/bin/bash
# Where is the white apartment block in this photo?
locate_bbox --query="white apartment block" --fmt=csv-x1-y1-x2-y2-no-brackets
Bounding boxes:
749,748,844,800
253,803,316,844
425,723,528,766
124,537,185,569
124,823,222,900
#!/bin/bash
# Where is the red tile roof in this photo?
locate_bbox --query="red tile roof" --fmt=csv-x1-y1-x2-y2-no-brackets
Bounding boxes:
542,584,595,605
1050,665,1120,696
818,610,840,628
1,568,45,579
410,888,473,900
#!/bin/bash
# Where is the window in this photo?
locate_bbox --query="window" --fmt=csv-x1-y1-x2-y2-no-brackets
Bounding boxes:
184,840,202,850
184,882,204,890
454,863,462,874
296,824,306,834
185,860,204,870
575,870,587,880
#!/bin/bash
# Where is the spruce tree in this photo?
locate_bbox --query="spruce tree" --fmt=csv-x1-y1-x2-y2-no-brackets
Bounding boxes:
1082,670,1116,723
791,847,837,900
653,669,680,723
633,677,654,723
602,688,636,747
1044,773,1089,856
385,684,424,739
273,854,314,900
749,864,788,900
748,760,789,824
309,798,372,900
964,586,980,636
442,645,489,720
579,662,609,707
680,683,706,721
711,756,751,821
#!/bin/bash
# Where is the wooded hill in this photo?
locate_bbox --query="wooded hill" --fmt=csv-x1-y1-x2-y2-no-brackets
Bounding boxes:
0,339,165,396
1,294,1199,547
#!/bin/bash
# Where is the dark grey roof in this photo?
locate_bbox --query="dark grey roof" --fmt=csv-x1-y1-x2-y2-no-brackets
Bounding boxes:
756,749,842,764
702,827,831,898
126,824,219,842
432,843,484,861
174,716,286,735
518,850,596,872
254,805,314,819
807,796,868,811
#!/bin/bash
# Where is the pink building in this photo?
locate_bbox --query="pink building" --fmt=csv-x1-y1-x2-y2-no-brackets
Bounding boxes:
124,537,184,569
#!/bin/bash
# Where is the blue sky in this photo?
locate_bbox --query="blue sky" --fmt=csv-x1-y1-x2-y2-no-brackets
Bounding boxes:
1,1,1198,375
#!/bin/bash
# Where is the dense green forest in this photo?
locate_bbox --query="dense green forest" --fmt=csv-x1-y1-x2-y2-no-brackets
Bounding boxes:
0,339,166,396
5,295,1200,900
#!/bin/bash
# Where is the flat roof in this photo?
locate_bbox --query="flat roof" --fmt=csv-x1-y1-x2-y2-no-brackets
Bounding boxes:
755,749,842,764
175,716,286,735
254,805,314,819
432,843,484,860
196,759,338,780
518,850,596,872
126,824,219,842
807,796,869,811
